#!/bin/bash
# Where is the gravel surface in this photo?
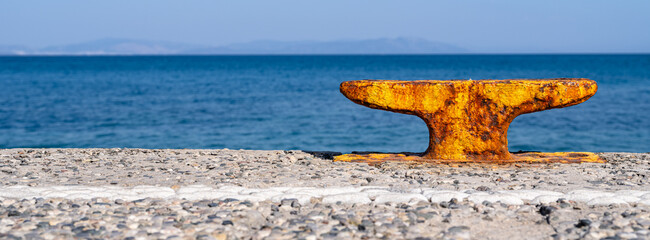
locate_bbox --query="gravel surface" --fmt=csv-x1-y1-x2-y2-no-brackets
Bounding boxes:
1,149,648,191
0,148,648,239
1,196,648,240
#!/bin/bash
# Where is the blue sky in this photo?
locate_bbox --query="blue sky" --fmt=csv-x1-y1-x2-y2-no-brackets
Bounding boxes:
1,0,649,53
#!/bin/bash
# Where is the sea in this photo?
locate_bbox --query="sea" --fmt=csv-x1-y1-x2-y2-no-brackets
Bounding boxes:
0,55,648,153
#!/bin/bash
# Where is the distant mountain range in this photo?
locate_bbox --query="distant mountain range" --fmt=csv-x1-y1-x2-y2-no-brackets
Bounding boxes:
0,45,33,55
0,38,466,55
0,38,202,55
188,38,466,54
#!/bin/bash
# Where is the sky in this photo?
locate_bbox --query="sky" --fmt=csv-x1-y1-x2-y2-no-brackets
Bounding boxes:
1,0,649,53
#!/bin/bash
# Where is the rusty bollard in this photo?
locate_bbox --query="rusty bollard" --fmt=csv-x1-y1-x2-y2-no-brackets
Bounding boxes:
335,78,605,165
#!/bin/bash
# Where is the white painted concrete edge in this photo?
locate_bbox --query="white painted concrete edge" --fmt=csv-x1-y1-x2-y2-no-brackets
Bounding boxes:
0,185,648,206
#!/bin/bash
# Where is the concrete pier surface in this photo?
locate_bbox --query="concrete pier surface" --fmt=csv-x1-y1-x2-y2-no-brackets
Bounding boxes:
0,149,648,239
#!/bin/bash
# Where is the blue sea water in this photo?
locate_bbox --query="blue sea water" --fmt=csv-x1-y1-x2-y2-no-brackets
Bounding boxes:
0,55,648,153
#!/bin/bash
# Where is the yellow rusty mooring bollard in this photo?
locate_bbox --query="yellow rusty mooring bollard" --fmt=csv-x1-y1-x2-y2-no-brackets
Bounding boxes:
335,78,605,165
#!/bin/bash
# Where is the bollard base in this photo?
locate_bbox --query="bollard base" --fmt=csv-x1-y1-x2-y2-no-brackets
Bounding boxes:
333,152,605,166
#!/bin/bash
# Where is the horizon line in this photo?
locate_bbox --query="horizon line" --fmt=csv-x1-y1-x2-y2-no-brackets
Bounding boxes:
1,52,650,57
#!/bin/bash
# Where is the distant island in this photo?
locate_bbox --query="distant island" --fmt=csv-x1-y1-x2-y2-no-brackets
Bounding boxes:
0,38,467,56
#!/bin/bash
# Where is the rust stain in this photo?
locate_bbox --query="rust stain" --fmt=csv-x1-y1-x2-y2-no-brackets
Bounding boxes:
334,152,604,166
338,78,603,164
